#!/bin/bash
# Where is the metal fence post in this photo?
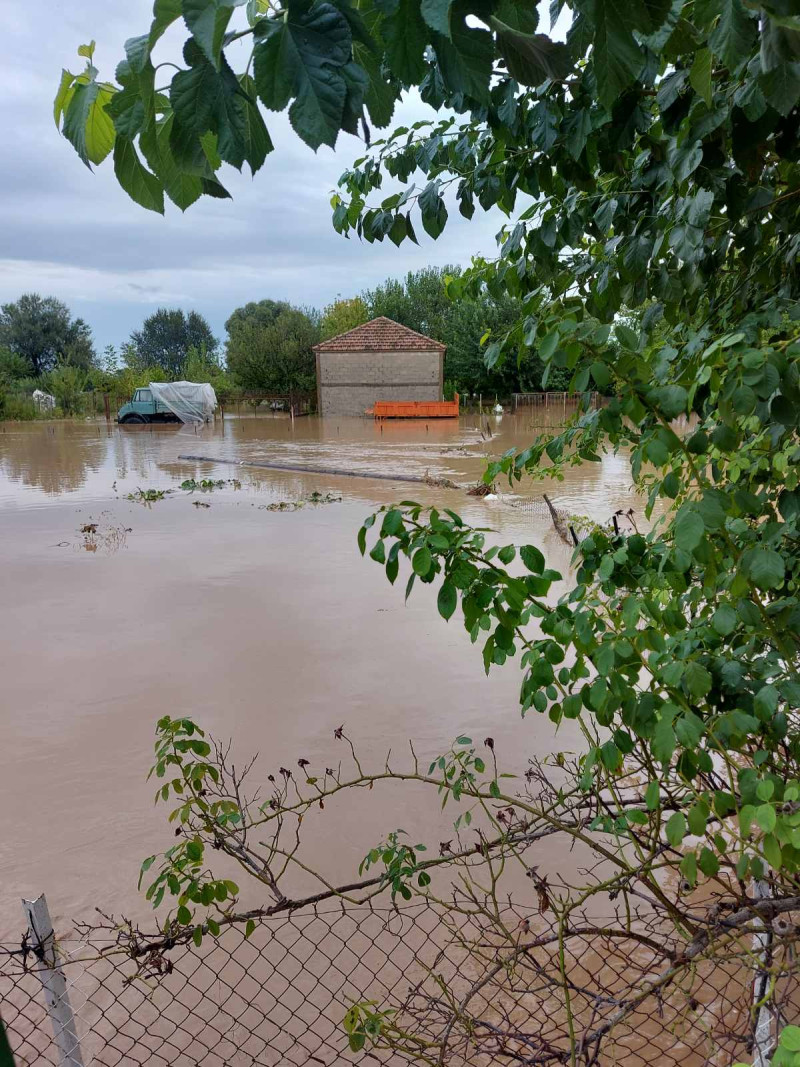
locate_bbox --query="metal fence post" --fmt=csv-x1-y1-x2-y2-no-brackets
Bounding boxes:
752,880,775,1067
22,895,85,1067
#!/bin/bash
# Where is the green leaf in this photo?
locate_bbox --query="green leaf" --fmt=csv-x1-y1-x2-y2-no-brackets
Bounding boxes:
420,0,453,37
742,548,785,590
63,79,117,167
254,2,352,150
54,69,77,128
433,22,494,103
709,0,756,71
665,811,686,847
520,545,544,573
177,905,192,924
592,0,643,109
673,508,704,551
711,604,737,635
412,546,432,577
183,0,246,68
684,662,712,699
681,850,697,887
238,73,273,174
491,18,572,86
438,580,457,620
756,803,776,833
113,137,165,213
652,717,676,764
150,116,203,210
689,47,713,105
652,384,688,418
780,1026,800,1052
763,833,782,870
383,0,429,83
761,60,800,116
645,780,660,811
697,847,719,877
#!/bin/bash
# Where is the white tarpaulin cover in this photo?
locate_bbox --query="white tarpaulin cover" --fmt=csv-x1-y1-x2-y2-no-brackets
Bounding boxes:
149,382,217,424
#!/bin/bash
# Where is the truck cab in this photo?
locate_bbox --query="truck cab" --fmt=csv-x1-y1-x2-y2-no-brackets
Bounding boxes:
117,388,177,424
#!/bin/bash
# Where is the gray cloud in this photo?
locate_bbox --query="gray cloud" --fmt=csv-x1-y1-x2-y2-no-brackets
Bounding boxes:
1,1,505,351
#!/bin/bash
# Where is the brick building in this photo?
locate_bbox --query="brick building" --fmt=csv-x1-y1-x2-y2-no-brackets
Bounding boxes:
313,317,446,417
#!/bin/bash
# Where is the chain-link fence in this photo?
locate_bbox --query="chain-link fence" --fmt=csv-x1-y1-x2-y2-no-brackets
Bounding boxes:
2,891,792,1067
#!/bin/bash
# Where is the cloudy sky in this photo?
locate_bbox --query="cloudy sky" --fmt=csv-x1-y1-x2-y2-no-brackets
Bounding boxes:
2,1,506,353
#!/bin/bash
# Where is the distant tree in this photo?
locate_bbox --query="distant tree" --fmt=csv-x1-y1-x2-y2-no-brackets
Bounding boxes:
320,297,368,340
0,345,31,383
127,309,217,379
224,299,292,341
0,294,95,376
226,305,319,394
47,364,87,414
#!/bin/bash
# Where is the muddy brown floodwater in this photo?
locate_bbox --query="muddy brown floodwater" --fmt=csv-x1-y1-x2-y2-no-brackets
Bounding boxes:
0,412,640,941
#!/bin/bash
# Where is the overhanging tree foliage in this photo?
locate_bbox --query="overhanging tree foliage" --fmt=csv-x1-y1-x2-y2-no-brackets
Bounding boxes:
57,1,800,1061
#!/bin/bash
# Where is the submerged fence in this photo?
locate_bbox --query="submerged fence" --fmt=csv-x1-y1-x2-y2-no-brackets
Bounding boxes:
1,891,790,1067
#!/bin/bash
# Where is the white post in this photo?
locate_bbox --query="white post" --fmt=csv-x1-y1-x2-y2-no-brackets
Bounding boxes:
22,895,85,1067
751,880,775,1067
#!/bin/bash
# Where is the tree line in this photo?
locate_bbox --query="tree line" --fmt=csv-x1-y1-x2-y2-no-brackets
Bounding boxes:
0,268,570,418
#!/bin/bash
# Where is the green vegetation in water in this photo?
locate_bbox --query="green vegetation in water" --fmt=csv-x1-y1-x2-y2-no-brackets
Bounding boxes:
126,487,169,504
260,491,342,513
179,478,241,492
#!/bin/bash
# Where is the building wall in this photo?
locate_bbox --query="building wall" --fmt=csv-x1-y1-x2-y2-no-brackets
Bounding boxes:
317,348,443,416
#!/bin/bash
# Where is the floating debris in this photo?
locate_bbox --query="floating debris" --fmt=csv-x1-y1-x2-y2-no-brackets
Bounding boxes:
77,520,131,554
192,500,211,508
423,471,460,489
467,482,495,498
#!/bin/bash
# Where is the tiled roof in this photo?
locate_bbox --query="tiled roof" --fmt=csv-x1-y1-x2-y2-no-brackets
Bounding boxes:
313,316,446,352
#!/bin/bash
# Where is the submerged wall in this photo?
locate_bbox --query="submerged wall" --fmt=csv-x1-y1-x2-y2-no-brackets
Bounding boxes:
317,349,443,416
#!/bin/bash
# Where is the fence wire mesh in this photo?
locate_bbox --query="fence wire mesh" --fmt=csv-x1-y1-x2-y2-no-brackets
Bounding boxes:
2,895,794,1067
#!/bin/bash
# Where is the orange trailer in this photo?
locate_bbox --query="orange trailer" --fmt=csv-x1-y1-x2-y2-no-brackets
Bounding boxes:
370,394,459,419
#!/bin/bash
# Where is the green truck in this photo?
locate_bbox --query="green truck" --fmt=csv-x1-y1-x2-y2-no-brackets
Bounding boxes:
117,382,218,425
117,387,178,424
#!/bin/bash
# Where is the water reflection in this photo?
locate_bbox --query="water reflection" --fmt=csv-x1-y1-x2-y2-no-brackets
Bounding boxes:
0,411,640,526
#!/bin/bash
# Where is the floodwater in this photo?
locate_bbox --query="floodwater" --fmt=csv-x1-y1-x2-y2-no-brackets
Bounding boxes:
0,412,640,941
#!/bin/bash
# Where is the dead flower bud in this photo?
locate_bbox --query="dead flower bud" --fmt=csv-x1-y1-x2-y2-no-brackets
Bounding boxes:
517,917,531,934
279,767,292,778
334,725,344,739
297,758,310,768
439,841,452,855
484,737,494,750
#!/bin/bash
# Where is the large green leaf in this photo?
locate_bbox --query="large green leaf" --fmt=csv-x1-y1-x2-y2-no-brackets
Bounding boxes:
433,22,493,102
182,0,247,68
113,136,165,212
708,0,756,70
591,0,643,109
421,0,453,38
491,19,572,86
54,69,77,128
148,116,204,209
354,43,397,127
171,45,247,166
238,73,273,173
742,547,786,590
254,3,352,149
63,77,117,166
382,0,429,84
760,60,800,116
